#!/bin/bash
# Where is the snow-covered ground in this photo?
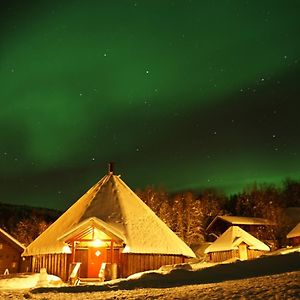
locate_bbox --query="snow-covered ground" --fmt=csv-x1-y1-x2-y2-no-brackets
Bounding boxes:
0,271,299,300
1,248,299,299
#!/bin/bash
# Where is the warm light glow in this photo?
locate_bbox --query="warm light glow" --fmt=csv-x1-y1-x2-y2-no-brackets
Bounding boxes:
62,245,72,253
95,250,101,256
92,239,103,247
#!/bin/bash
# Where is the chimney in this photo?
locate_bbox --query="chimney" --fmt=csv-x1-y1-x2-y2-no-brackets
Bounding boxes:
108,162,114,174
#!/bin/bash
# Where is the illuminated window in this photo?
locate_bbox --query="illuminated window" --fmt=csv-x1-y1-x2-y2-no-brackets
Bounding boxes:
0,243,3,250
12,262,17,268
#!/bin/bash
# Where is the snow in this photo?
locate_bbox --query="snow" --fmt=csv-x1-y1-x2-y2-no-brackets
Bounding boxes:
0,273,64,290
207,215,273,232
204,226,270,253
24,173,195,257
287,222,300,238
0,272,299,299
1,249,299,299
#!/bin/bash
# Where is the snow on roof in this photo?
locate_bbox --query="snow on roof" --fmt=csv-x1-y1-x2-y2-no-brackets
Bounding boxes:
206,215,273,231
0,228,25,251
204,226,270,253
23,173,195,258
287,222,300,239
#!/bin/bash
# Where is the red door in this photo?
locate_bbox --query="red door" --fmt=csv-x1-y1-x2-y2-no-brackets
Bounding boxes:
88,247,107,278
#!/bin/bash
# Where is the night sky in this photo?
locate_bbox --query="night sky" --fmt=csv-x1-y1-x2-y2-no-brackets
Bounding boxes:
1,1,300,210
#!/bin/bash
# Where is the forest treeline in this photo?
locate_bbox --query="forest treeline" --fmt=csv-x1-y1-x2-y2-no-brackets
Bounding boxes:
1,178,300,248
0,203,61,245
136,178,300,248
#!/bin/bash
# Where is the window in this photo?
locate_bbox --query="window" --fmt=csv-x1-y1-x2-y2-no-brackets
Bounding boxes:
12,262,17,268
0,243,3,250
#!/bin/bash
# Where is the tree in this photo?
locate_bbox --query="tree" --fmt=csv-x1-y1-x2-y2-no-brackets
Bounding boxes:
235,184,288,247
12,215,51,246
282,178,300,207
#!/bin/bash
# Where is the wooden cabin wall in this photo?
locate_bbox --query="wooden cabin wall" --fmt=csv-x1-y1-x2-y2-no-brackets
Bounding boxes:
20,256,31,273
291,236,300,246
121,254,186,278
246,249,266,260
0,237,23,274
208,250,239,263
208,249,266,263
30,254,71,281
28,253,187,281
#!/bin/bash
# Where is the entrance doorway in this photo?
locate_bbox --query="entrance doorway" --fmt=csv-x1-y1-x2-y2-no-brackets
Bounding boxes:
238,242,248,260
74,247,107,278
88,247,107,277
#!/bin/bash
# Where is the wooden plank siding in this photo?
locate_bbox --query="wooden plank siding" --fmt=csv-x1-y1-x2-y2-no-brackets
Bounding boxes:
28,253,187,281
30,254,71,281
120,254,186,278
246,249,267,260
208,249,267,263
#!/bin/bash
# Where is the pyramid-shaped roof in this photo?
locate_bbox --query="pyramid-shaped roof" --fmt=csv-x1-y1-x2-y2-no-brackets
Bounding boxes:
204,226,270,253
23,172,195,257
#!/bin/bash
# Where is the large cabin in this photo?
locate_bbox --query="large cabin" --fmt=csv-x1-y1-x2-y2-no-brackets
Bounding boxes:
23,165,195,282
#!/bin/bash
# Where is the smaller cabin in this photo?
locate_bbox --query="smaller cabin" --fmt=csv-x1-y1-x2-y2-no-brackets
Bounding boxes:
204,226,270,263
0,228,25,274
287,222,300,246
206,215,274,244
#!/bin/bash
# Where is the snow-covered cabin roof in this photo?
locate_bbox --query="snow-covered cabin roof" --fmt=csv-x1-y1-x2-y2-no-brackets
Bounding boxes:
23,172,195,258
287,222,300,239
204,226,270,253
0,228,25,252
206,215,273,232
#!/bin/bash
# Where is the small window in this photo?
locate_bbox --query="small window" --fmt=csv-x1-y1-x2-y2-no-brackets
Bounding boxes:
12,262,17,268
0,243,3,250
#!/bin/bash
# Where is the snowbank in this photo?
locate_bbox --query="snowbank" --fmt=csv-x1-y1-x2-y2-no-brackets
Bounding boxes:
1,272,299,300
0,273,65,290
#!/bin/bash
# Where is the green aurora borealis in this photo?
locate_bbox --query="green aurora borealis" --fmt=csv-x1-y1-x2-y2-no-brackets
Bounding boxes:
1,1,300,209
